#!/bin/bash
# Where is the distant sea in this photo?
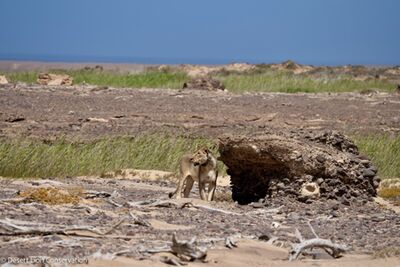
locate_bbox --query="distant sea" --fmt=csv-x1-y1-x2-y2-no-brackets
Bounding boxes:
0,53,396,67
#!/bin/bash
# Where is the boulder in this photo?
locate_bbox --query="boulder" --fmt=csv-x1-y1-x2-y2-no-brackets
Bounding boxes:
37,73,73,86
218,130,379,204
0,75,8,85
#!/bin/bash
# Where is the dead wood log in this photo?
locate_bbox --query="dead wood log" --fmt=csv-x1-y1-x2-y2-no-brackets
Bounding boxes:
171,233,207,261
288,223,349,261
0,217,125,237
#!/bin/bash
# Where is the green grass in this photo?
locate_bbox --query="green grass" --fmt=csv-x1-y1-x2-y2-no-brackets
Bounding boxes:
5,70,188,89
0,135,224,178
0,134,398,179
2,69,395,93
353,134,400,179
217,71,394,93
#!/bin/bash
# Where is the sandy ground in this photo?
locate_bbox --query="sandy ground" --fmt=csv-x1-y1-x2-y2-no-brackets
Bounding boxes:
76,240,400,267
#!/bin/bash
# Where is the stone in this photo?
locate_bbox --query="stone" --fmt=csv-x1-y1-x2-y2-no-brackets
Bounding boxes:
362,168,376,178
300,182,320,198
37,73,73,86
0,75,8,85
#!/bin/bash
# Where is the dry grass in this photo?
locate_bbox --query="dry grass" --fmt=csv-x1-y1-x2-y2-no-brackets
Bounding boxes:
372,247,400,258
19,187,83,205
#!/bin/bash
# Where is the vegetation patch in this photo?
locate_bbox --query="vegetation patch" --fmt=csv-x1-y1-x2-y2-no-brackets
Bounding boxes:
19,187,83,205
5,70,188,89
372,247,400,258
216,71,394,93
353,134,400,179
2,68,395,93
0,135,222,178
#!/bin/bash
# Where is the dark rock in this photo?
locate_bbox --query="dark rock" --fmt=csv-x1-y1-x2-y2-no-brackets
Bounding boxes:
183,77,225,91
316,154,326,163
362,168,376,178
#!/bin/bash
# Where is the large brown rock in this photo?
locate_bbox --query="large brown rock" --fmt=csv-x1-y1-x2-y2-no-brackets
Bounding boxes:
218,130,379,204
37,73,73,86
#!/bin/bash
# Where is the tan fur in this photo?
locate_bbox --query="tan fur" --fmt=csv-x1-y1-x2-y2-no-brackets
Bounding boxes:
169,147,218,201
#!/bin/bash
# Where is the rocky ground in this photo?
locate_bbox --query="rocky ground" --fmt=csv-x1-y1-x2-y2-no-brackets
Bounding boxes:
0,174,399,266
0,84,399,140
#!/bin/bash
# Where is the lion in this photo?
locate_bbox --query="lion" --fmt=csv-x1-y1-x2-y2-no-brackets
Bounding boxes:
169,147,218,201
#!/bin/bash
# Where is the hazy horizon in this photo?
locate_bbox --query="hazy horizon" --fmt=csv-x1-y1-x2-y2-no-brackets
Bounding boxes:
1,0,399,66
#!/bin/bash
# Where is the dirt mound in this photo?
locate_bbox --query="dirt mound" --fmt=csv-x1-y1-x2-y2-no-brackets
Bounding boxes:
218,130,380,205
37,73,73,86
183,77,225,91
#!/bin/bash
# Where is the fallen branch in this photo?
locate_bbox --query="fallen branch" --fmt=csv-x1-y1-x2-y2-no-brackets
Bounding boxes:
289,222,349,261
190,204,241,216
224,236,237,249
245,205,283,216
129,212,151,227
0,217,125,237
127,199,242,215
83,190,112,199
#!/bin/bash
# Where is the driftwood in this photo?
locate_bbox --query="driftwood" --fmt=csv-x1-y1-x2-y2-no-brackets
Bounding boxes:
224,236,238,249
289,222,349,261
0,217,125,237
171,233,207,261
129,212,151,227
160,256,187,266
139,233,208,262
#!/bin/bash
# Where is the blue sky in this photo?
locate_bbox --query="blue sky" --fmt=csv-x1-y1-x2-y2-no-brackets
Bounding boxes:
0,0,399,65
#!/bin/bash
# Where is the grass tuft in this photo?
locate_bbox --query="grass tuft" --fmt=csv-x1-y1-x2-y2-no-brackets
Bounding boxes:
217,71,394,93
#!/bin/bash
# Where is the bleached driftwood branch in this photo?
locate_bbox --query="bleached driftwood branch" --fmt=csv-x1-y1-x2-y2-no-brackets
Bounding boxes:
129,212,151,227
139,233,208,262
171,233,207,261
289,222,349,261
0,217,125,237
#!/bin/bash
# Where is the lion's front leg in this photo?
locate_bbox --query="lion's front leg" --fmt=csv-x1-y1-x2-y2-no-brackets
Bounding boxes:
207,170,218,201
199,181,207,200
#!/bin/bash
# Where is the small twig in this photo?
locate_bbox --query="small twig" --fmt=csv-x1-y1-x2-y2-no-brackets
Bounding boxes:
190,204,241,216
307,221,319,238
105,198,122,208
245,205,283,216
